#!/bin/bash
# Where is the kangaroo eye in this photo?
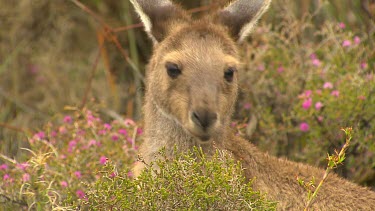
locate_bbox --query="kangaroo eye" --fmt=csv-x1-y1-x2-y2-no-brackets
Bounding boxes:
165,62,181,79
224,67,236,82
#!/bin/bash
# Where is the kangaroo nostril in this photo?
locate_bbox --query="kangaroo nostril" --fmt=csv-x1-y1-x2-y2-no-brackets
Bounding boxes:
191,110,217,130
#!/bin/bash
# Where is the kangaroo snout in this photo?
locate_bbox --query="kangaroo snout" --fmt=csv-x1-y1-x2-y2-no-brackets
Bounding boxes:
191,108,218,131
188,108,219,141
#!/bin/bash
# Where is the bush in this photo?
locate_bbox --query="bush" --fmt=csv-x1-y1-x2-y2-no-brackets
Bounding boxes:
0,109,276,210
235,16,375,185
0,108,139,210
80,148,277,210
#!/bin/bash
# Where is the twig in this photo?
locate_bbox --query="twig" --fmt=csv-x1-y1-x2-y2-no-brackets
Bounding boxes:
0,122,27,134
132,126,138,150
0,153,17,164
303,127,352,210
80,46,101,109
113,23,143,33
69,0,111,29
101,108,126,123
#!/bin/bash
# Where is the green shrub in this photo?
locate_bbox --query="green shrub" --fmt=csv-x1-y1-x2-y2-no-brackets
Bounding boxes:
235,14,374,185
80,148,277,210
0,108,139,210
0,109,275,210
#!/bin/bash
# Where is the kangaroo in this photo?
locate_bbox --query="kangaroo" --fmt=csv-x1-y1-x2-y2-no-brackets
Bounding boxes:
130,0,375,209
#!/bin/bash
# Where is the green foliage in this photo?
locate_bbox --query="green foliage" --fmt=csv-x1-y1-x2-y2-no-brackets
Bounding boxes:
235,6,375,185
0,108,139,210
0,109,275,210
80,148,277,210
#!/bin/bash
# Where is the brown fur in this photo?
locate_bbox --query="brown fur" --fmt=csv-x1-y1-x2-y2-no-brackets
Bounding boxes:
130,0,375,209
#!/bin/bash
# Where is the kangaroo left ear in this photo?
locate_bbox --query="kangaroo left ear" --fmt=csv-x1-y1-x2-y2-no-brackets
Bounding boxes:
216,0,271,42
130,0,190,44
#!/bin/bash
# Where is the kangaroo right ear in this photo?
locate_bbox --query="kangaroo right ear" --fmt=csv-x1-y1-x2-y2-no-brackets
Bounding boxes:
130,0,189,44
217,0,271,42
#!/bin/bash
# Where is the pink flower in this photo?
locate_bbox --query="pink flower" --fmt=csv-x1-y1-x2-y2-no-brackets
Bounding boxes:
59,126,67,134
257,64,265,71
104,123,112,130
35,131,45,140
76,129,85,136
87,119,94,127
315,102,324,110
51,131,57,137
69,140,77,148
299,90,312,99
127,171,134,178
16,163,29,171
315,89,322,95
127,137,134,144
74,171,82,179
28,64,39,74
111,134,119,141
304,90,312,98
88,139,98,147
323,82,333,89
76,190,86,199
338,22,346,29
358,96,366,100
98,130,107,135
310,53,317,60
312,59,321,67
22,173,30,182
300,122,310,132
86,111,96,121
360,62,368,70
302,98,312,110
3,174,10,181
366,73,374,81
317,116,324,122
60,181,68,188
137,128,143,135
243,103,251,110
353,36,361,45
342,40,351,47
63,115,72,124
277,66,285,73
124,118,136,126
118,129,127,136
0,164,8,170
99,156,107,165
110,172,117,178
331,90,340,97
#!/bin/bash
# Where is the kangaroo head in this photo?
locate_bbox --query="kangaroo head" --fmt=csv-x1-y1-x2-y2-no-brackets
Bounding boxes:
131,0,271,142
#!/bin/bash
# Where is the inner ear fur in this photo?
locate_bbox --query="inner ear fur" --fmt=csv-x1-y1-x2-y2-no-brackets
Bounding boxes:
216,0,272,42
130,0,190,43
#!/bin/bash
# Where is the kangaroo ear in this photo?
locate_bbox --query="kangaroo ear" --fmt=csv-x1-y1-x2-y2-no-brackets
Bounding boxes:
217,0,271,42
130,0,189,44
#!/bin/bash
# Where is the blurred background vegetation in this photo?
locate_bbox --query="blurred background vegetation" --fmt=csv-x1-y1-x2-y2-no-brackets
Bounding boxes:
1,0,374,187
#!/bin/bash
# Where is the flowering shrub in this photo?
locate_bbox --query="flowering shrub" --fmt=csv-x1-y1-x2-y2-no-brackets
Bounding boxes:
0,109,275,210
0,108,139,209
77,148,277,210
235,19,375,185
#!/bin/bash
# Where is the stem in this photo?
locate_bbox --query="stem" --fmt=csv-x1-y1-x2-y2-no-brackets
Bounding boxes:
303,127,352,210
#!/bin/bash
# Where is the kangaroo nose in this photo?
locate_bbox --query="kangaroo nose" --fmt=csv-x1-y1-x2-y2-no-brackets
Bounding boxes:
191,109,218,130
